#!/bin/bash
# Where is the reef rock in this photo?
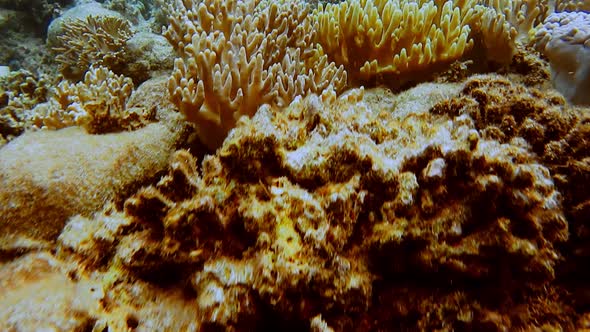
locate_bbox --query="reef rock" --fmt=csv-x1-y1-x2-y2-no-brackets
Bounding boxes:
57,76,577,330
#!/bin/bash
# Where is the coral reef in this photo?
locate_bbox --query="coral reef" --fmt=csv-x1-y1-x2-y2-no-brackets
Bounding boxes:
165,0,347,150
3,0,590,330
56,75,581,330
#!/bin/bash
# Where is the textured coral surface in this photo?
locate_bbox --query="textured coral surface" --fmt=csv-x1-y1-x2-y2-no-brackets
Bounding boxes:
48,77,586,331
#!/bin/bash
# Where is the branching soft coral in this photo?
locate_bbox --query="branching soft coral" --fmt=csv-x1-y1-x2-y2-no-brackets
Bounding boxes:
39,66,152,134
165,0,347,150
314,0,482,83
52,15,133,79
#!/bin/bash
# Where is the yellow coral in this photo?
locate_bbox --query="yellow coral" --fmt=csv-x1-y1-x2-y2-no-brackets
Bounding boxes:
165,0,346,150
554,0,590,11
314,0,482,82
477,0,549,61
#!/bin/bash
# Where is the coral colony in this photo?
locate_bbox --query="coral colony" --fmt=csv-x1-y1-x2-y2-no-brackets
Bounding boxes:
0,0,590,330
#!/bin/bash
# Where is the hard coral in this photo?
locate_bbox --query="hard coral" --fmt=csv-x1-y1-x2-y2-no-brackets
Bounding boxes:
165,0,347,150
61,81,572,330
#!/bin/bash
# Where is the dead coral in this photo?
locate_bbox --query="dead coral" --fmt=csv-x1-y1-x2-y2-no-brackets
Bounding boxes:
0,252,98,331
52,15,133,79
60,81,572,330
431,74,574,156
430,75,585,211
0,108,189,248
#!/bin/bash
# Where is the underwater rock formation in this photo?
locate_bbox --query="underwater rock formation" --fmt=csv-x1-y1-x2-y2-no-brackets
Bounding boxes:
54,75,582,330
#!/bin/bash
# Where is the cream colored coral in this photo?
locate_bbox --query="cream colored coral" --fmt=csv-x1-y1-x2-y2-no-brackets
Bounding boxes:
477,0,552,61
52,16,133,78
40,66,137,133
165,0,347,150
314,0,482,82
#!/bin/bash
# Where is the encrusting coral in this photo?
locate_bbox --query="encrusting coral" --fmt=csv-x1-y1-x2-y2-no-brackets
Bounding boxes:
165,0,347,150
57,74,578,330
